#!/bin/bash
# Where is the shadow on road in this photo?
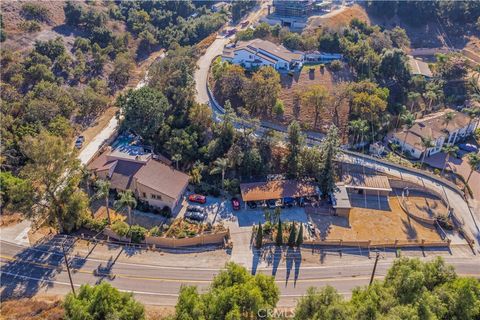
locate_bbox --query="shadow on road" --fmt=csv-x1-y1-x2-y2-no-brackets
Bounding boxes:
0,235,78,300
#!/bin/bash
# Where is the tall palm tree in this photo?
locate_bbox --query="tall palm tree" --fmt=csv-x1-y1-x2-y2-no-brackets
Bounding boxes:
423,90,437,112
114,190,137,225
172,154,182,170
94,180,112,225
420,137,435,168
395,105,407,129
407,92,420,112
210,158,229,193
400,111,416,156
357,120,369,148
441,144,459,176
466,152,480,184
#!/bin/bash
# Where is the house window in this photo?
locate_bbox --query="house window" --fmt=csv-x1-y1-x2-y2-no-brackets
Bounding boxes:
142,192,147,198
151,194,162,200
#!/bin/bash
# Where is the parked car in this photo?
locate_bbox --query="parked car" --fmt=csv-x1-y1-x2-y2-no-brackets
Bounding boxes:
458,143,478,153
307,222,315,235
283,197,295,208
266,199,276,209
74,136,84,149
185,211,206,222
188,194,206,204
247,201,257,209
187,205,204,213
231,198,240,210
297,197,305,207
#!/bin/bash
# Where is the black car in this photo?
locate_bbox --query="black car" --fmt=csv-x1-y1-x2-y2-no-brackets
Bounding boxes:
187,205,204,213
266,199,276,209
247,201,257,209
283,197,295,207
185,211,206,222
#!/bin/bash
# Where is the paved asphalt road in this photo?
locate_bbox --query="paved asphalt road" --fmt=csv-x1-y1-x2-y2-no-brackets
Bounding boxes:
1,240,479,307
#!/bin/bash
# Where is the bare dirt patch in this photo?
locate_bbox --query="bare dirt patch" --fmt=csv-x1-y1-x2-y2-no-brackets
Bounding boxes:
404,191,448,221
306,5,370,32
0,212,23,227
310,196,442,245
274,64,352,133
0,295,64,320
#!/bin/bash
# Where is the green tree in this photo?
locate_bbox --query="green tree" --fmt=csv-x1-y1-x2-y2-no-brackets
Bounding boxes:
173,262,279,319
114,190,137,225
420,137,435,168
109,52,134,90
0,172,33,212
301,84,330,129
19,131,90,233
288,222,297,247
400,111,416,156
294,286,349,320
441,144,459,176
94,180,111,225
117,87,170,143
285,120,305,178
210,157,229,194
241,66,281,116
466,152,480,185
296,223,304,246
255,222,263,249
317,125,340,197
64,282,145,320
276,219,283,246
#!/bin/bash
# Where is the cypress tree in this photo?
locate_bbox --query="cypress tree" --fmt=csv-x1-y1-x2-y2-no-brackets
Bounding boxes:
288,222,297,247
255,222,263,249
296,223,304,246
276,219,283,246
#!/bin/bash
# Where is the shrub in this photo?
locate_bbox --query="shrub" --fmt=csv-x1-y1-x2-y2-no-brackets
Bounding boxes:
160,206,172,218
149,226,163,237
273,99,285,116
83,217,108,232
111,220,129,237
329,60,342,72
129,225,147,243
209,185,221,197
19,20,41,32
21,3,50,22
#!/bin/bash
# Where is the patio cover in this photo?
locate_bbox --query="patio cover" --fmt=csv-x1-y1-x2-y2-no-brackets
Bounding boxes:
240,180,318,202
342,173,392,192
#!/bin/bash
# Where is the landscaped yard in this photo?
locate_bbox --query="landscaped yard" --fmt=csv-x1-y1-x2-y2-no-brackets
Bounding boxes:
309,196,442,245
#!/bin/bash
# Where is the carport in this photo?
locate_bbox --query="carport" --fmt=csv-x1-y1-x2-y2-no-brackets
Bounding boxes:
342,173,392,210
239,179,318,208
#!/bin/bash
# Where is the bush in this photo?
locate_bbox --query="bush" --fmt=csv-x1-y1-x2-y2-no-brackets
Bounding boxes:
329,60,342,72
21,3,50,22
111,220,129,237
19,20,41,32
209,185,221,197
273,99,285,116
129,225,147,243
83,217,108,232
148,226,163,237
160,206,172,218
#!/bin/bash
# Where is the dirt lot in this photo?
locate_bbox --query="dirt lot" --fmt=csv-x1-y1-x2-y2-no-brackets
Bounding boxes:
404,191,448,220
306,5,370,32
310,196,442,244
274,64,352,133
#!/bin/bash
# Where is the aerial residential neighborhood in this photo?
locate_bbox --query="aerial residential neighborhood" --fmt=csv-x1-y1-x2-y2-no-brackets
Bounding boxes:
1,1,480,319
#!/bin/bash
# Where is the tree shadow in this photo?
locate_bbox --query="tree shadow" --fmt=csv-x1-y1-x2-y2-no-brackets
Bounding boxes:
251,247,260,275
0,235,76,300
272,245,282,277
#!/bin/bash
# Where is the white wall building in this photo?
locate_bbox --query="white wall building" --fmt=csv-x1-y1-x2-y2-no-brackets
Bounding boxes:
391,109,478,159
222,39,304,71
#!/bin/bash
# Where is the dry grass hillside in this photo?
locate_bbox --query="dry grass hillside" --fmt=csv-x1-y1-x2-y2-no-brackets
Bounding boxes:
306,5,370,32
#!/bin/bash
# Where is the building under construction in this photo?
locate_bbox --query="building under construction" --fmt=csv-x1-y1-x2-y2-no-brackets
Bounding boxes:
272,0,313,17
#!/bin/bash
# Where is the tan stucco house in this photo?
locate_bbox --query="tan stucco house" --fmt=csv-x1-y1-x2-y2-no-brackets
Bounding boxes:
88,147,189,211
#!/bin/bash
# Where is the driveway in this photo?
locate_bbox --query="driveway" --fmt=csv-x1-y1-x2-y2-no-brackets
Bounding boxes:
424,152,480,200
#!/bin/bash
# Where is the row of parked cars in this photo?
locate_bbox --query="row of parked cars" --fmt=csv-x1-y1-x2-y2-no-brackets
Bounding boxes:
246,196,318,210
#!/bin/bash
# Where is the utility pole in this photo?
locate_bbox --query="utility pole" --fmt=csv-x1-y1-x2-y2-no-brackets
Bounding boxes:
62,241,76,297
369,250,380,286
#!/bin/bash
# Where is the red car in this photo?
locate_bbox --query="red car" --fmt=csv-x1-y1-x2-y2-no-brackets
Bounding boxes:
188,194,206,204
231,197,240,210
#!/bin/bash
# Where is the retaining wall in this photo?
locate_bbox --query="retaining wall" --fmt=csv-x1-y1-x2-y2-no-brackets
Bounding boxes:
104,228,229,248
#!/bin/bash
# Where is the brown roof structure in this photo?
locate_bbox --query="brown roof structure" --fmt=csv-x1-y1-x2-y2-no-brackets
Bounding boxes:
89,149,189,197
342,173,392,192
408,56,433,78
240,180,318,202
135,159,190,199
